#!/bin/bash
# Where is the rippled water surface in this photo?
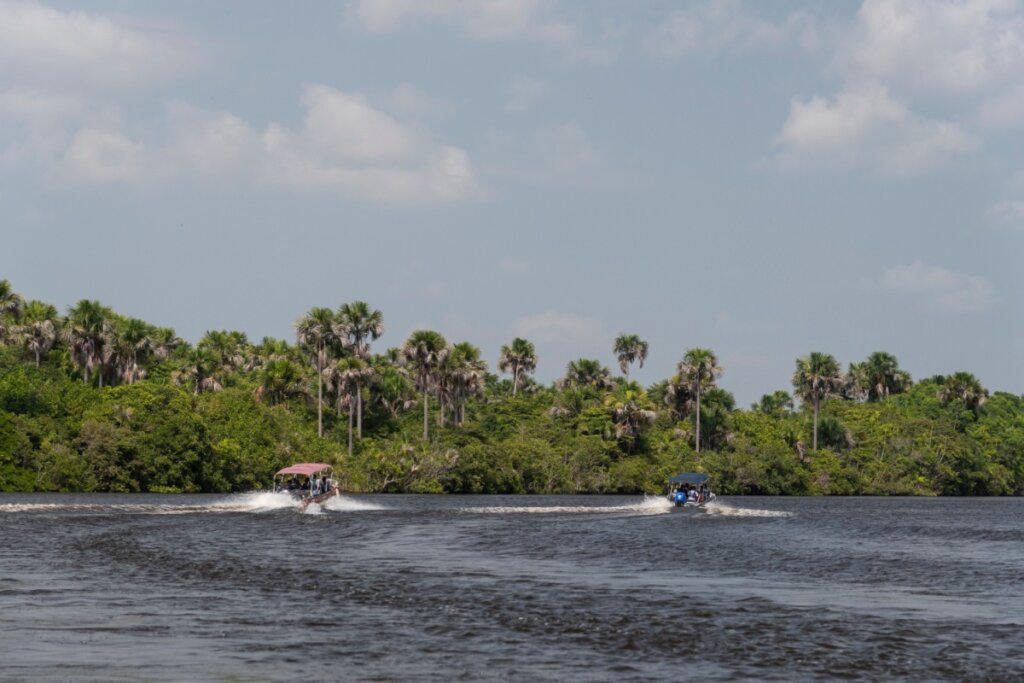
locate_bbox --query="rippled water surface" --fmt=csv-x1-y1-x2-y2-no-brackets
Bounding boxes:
1,494,1021,682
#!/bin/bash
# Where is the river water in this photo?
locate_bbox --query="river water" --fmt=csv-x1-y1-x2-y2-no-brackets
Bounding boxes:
0,494,1021,682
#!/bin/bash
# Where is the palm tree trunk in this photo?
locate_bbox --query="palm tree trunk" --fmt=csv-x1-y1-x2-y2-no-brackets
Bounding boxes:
34,350,40,367
422,389,430,440
695,386,701,453
317,354,323,438
348,399,354,457
356,384,363,439
813,398,819,451
512,363,519,397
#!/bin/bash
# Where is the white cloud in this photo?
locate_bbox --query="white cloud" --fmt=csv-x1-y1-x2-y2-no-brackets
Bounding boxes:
62,127,148,183
344,0,614,64
648,0,816,59
985,200,1024,231
845,0,1024,93
514,310,606,345
20,84,478,203
769,84,978,177
504,77,545,112
0,1,199,89
298,84,414,161
881,260,997,313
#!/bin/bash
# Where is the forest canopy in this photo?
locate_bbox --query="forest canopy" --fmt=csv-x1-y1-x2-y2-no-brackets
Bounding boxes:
1,279,1021,495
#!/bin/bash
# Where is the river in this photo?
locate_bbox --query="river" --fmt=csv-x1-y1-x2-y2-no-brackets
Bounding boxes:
1,494,1021,681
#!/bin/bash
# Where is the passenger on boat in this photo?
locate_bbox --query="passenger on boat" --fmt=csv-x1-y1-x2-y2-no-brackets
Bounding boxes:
687,488,699,502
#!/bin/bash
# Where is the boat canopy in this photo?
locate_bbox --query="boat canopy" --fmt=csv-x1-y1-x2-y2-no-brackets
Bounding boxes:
275,463,333,477
669,472,710,485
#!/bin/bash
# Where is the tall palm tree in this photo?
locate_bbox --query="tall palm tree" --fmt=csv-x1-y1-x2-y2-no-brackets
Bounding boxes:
337,301,384,358
401,330,448,441
0,279,25,341
64,300,112,386
792,352,844,451
852,352,912,402
17,300,60,367
172,347,224,394
150,327,184,361
327,356,372,456
443,342,487,427
497,337,536,396
561,358,613,390
295,308,343,437
613,334,649,381
338,302,384,435
676,348,723,453
114,318,153,385
938,372,988,413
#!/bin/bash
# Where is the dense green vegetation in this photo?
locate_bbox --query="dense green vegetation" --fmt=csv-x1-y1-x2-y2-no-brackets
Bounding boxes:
0,279,1021,495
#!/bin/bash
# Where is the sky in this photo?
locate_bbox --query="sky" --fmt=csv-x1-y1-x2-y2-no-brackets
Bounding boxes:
1,0,1021,406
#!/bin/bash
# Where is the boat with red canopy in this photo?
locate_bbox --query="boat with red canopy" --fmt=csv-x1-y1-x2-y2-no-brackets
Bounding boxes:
273,463,338,508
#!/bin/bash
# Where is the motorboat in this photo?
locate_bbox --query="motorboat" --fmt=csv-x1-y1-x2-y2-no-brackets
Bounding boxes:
668,472,716,508
273,463,338,509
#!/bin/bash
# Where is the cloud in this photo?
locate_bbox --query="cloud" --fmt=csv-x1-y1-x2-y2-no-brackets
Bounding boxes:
647,0,817,59
504,77,545,112
880,260,997,313
0,1,199,89
13,84,478,203
344,0,614,64
514,310,606,345
62,127,149,183
769,84,978,177
844,0,1024,93
985,200,1024,231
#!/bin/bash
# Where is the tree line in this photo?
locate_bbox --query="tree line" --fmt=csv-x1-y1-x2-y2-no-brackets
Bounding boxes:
0,278,1019,495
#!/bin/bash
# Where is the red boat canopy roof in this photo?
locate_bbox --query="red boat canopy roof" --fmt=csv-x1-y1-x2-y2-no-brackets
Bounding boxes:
275,463,333,476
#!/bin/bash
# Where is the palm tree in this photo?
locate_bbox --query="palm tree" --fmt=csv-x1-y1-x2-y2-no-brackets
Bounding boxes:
0,279,24,341
401,330,448,441
754,390,793,417
295,308,343,437
561,358,613,390
114,318,153,385
372,359,416,418
150,327,184,361
663,374,695,421
173,348,224,394
938,372,988,413
792,352,844,451
443,342,487,427
258,358,304,406
64,300,112,386
326,356,373,456
337,302,384,435
17,300,60,367
497,337,536,396
613,334,649,381
337,301,384,358
605,388,657,452
676,348,723,453
852,352,912,402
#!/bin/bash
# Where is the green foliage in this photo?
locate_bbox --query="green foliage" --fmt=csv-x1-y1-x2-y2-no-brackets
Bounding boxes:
0,287,1022,496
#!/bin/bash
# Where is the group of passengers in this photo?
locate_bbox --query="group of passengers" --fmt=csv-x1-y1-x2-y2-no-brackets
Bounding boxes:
673,483,710,503
276,475,335,497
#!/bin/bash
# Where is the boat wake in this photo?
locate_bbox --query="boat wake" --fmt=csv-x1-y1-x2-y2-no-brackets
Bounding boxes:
700,501,794,518
324,496,386,512
462,495,673,516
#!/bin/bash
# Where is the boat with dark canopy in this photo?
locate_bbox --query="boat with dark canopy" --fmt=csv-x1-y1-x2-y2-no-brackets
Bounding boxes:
273,463,338,509
667,472,716,508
